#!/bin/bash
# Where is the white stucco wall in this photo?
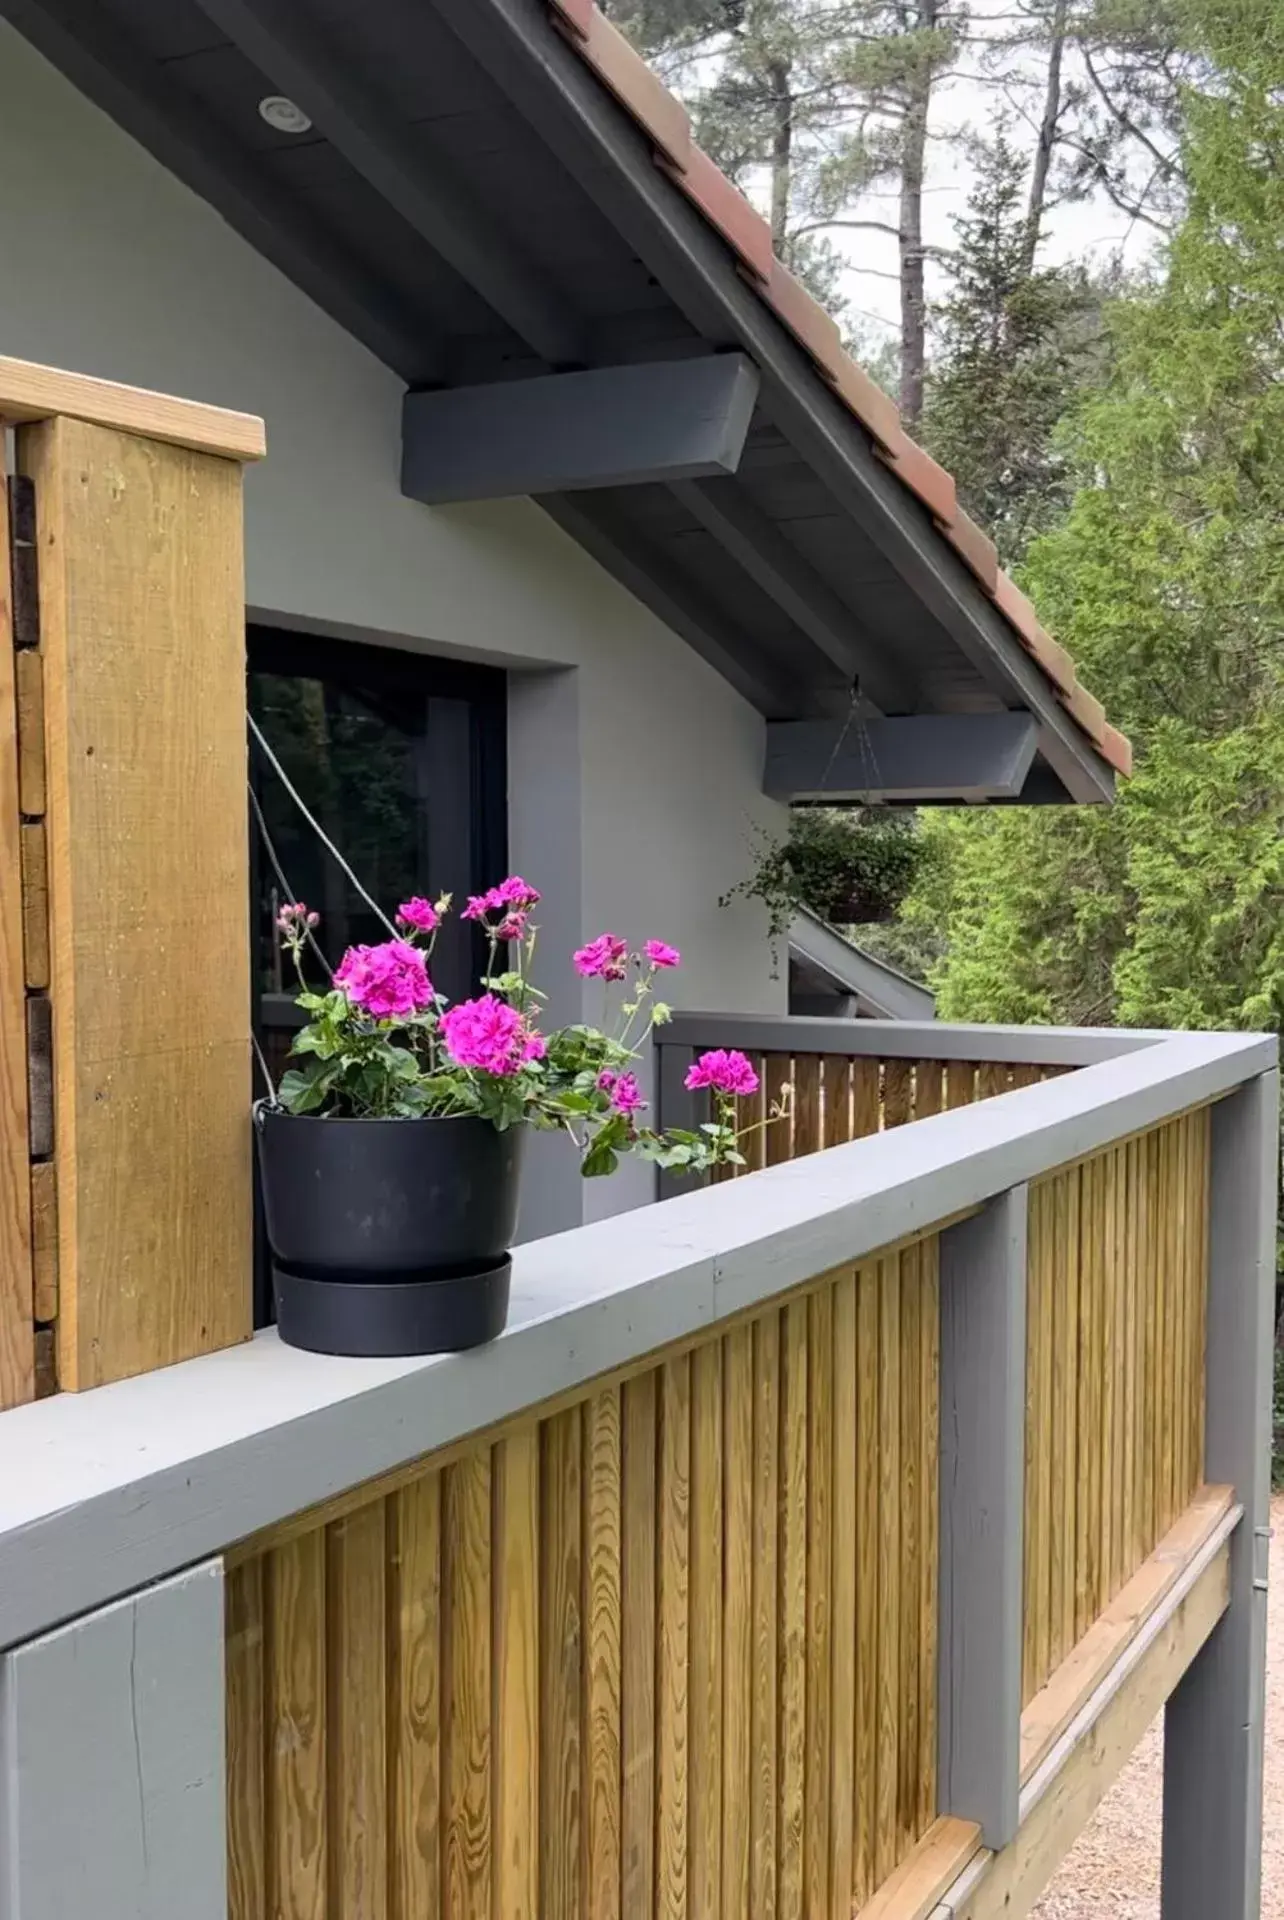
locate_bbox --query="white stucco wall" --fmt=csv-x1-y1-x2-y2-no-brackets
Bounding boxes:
0,23,785,1227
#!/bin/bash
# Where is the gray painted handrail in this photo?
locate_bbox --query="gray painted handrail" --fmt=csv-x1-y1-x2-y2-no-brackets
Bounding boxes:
0,1027,1272,1652
657,1011,1172,1065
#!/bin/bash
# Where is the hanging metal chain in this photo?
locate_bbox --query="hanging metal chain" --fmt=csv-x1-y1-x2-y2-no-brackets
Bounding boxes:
814,678,882,804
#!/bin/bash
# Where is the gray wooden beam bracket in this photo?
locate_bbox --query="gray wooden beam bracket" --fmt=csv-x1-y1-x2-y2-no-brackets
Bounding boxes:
765,711,1041,803
403,354,760,506
1161,1068,1279,1920
0,1560,226,1920
937,1184,1028,1849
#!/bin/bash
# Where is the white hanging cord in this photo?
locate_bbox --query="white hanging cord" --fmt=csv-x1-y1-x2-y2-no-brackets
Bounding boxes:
248,711,400,939
247,780,332,978
251,1027,278,1104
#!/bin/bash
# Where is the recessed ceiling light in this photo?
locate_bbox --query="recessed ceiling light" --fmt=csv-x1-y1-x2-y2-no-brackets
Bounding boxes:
258,95,312,135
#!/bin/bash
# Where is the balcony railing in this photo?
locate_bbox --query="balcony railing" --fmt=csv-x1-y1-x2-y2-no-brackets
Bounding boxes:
0,1019,1273,1920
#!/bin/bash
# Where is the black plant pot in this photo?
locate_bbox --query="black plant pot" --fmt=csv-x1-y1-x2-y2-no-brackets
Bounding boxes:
254,1104,522,1357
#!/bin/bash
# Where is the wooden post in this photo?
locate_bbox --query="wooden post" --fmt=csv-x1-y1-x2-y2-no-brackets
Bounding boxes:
0,474,33,1409
937,1184,1028,1849
0,358,265,1391
1161,1069,1278,1920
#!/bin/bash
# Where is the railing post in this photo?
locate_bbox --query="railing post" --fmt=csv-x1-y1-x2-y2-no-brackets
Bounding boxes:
1161,1068,1278,1920
0,1560,226,1920
655,1037,702,1202
937,1183,1028,1849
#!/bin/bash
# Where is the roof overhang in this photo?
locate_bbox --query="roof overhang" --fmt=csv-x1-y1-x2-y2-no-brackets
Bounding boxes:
789,910,937,1022
0,0,1127,805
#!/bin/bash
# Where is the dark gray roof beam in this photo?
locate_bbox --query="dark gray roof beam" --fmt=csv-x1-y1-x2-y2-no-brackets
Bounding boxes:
432,0,1115,804
0,0,441,383
766,712,1040,803
192,0,588,367
403,355,759,505
540,493,796,717
671,476,916,716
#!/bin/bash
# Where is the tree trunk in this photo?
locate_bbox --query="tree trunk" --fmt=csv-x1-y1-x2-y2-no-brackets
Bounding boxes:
767,57,793,256
1024,0,1068,269
898,3,936,427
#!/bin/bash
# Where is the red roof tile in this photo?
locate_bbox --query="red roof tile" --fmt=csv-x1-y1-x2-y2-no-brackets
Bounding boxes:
550,0,1129,784
569,10,691,169
941,509,999,596
876,434,957,528
657,146,773,282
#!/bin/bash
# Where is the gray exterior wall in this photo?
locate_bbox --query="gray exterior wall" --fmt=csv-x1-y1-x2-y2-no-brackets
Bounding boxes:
0,23,786,1231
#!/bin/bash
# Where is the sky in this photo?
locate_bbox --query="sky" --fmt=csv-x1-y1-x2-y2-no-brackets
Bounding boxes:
671,0,1175,357
837,2,1168,347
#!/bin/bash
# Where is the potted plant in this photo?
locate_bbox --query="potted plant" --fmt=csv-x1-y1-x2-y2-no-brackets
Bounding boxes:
255,879,785,1357
721,808,927,967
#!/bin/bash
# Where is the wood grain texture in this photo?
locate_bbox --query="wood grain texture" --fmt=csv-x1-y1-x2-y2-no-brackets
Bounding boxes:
265,1530,327,1920
388,1473,442,1920
858,1815,982,1920
883,1058,913,1129
657,1354,691,1920
765,1053,793,1168
829,1271,858,1916
0,352,266,459
945,1063,976,1111
1019,1486,1233,1781
915,1060,944,1117
722,1324,754,1920
917,1235,940,1839
621,1373,657,1917
584,1388,622,1920
852,1057,881,1137
226,1556,266,1920
327,1503,388,1920
690,1340,724,1920
1020,1117,1213,1706
823,1056,852,1147
853,1263,880,1907
0,473,32,1409
778,1296,809,1916
19,821,48,990
539,1407,582,1920
875,1257,902,1888
14,646,45,816
793,1051,822,1159
805,1284,834,1918
494,1427,539,1920
20,416,250,1389
898,1244,922,1855
750,1309,780,1920
443,1451,492,1920
30,1159,57,1324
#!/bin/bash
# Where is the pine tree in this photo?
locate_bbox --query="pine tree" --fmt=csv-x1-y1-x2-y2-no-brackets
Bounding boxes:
906,0,1284,1031
603,0,963,421
922,128,1102,566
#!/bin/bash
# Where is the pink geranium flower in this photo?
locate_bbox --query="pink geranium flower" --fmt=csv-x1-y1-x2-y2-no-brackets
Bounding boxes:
684,1048,760,1098
598,1069,645,1116
396,896,439,934
643,940,680,969
334,939,434,1020
574,933,628,981
440,994,545,1076
462,875,542,922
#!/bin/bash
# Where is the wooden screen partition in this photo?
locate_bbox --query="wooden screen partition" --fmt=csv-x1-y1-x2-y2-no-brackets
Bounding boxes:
717,1051,1061,1176
225,1238,941,1920
1021,1108,1212,1707
0,362,265,1396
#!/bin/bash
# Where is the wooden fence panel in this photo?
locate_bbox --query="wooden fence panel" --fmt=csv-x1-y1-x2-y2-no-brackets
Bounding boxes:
226,1238,943,1919
1021,1109,1212,1706
715,1052,1067,1178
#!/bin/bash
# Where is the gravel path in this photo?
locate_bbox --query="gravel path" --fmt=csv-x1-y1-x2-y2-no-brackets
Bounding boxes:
1032,1492,1283,1918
